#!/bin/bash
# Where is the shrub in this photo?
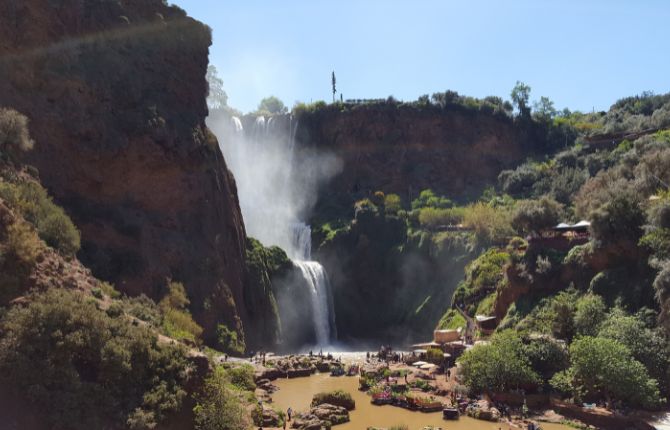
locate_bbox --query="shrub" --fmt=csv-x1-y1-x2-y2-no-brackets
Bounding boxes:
462,203,513,246
418,207,464,229
159,281,203,344
311,390,355,410
0,108,34,158
216,324,245,355
590,192,645,245
226,364,256,391
411,189,452,210
384,193,402,214
122,294,161,326
0,288,190,429
6,220,42,266
0,180,80,255
511,197,563,235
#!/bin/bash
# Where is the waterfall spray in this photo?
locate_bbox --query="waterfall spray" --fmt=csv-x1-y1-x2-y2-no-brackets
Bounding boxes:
209,112,340,346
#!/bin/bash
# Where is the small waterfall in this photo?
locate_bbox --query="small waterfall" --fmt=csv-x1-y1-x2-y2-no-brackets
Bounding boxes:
295,261,334,346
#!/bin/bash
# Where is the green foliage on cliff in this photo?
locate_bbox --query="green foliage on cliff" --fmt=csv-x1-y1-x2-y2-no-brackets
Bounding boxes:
243,237,292,349
159,281,203,344
0,288,190,430
0,179,80,256
0,108,34,160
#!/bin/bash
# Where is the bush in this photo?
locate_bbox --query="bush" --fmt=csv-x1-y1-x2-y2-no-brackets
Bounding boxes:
226,364,256,391
0,288,190,429
311,390,355,410
418,206,464,229
216,324,245,355
159,281,203,344
590,192,645,245
0,108,34,159
411,189,452,210
0,180,80,256
6,220,42,266
384,193,402,214
511,197,563,235
462,203,513,246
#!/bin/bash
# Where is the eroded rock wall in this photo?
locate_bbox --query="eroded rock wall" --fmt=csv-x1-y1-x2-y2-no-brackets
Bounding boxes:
0,0,249,343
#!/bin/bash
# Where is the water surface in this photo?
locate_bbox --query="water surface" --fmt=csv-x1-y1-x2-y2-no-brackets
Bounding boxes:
272,372,572,430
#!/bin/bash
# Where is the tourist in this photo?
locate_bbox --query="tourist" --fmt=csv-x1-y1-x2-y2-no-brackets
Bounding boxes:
287,407,293,421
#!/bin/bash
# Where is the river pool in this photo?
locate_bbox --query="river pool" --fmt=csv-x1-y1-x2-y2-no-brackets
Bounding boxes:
271,372,572,430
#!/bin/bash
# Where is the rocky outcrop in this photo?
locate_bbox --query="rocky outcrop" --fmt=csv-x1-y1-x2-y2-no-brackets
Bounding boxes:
291,404,350,429
0,0,249,343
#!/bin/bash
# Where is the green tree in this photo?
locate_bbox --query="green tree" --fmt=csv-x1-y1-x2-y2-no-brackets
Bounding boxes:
533,96,557,121
206,65,228,109
458,331,540,393
551,337,662,409
257,96,288,115
193,367,250,430
331,71,337,103
598,309,670,393
590,192,645,245
511,81,531,117
654,263,670,334
573,294,607,337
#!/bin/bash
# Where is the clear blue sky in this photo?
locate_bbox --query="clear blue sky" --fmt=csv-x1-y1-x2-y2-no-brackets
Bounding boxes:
172,0,669,114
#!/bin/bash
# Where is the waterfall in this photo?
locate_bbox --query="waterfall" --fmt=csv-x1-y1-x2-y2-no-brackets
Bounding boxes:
294,261,334,346
213,114,338,347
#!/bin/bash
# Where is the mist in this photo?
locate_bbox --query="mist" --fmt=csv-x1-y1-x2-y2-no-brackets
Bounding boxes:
207,112,341,260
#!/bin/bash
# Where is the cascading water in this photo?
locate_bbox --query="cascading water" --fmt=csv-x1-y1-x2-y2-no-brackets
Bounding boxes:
210,112,340,347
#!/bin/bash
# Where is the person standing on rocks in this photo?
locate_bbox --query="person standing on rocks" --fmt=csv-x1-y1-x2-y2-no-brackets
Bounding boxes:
287,407,293,422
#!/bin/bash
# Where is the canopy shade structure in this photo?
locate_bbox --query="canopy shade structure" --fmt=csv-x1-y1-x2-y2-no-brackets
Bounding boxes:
420,363,437,370
412,361,428,367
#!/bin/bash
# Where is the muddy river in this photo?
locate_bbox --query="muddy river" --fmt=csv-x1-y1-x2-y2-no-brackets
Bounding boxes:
271,372,572,430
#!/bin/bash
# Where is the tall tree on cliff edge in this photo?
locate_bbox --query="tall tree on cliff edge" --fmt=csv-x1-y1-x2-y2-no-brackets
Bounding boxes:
332,71,337,103
206,65,228,109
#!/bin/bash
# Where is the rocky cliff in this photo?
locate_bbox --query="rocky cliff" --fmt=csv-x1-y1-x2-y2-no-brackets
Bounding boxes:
0,0,249,343
297,106,538,214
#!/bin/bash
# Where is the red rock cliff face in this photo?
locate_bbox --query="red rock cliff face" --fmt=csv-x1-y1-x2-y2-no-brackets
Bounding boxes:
0,0,249,342
298,107,531,207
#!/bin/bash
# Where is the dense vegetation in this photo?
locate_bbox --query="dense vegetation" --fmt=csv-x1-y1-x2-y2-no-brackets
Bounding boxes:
0,288,191,429
442,92,670,409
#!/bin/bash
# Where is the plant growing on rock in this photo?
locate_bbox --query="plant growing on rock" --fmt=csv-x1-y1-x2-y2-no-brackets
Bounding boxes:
0,108,34,160
311,390,355,410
